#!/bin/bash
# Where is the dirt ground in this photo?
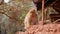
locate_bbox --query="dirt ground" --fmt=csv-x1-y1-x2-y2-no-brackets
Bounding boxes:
16,24,60,34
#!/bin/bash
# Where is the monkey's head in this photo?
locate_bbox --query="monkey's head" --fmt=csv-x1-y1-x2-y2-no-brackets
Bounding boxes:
30,9,36,13
30,9,37,17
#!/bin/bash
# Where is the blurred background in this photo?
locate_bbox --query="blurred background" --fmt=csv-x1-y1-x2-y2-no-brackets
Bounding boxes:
0,0,32,34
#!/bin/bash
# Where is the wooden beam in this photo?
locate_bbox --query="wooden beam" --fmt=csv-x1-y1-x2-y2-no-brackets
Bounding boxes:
42,0,44,24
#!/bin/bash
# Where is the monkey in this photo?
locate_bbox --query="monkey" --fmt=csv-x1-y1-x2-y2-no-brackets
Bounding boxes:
24,8,39,29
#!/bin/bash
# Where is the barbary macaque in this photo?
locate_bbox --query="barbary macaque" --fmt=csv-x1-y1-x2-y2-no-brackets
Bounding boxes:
24,8,39,29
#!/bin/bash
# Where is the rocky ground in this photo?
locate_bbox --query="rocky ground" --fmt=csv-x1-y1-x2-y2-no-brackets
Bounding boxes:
16,24,60,34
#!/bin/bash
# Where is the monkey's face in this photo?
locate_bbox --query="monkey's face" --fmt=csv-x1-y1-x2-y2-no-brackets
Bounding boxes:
30,10,37,17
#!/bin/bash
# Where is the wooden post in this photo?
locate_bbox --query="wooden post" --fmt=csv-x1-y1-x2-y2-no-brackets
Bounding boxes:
42,0,44,24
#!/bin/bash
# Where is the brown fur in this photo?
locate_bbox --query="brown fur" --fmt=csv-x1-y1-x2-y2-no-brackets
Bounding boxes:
24,9,39,29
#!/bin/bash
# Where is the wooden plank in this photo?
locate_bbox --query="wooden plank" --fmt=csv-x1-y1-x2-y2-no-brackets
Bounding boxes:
42,0,44,24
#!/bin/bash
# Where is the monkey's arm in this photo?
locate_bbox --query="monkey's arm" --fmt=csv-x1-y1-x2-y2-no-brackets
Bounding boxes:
24,14,31,29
